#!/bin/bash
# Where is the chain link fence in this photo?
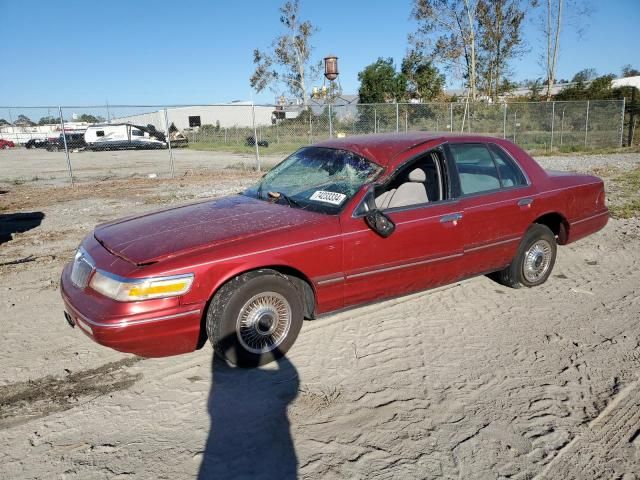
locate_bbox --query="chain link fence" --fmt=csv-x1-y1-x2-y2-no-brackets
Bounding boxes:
0,100,625,184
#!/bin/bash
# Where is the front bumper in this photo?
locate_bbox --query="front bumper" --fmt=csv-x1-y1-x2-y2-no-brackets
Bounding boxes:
61,262,205,357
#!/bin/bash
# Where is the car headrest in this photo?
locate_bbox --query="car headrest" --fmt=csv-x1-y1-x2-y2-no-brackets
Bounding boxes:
408,168,426,182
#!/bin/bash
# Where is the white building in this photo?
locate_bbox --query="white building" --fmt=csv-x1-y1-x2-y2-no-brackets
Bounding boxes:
111,102,275,131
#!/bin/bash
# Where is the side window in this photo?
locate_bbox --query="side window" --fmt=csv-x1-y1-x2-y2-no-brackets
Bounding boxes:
96,130,105,137
489,144,527,187
450,144,500,195
131,129,144,137
374,150,445,210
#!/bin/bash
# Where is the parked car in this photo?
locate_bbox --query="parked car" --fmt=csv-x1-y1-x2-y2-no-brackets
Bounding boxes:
246,135,269,147
61,133,609,367
0,139,15,149
46,133,87,151
25,138,48,149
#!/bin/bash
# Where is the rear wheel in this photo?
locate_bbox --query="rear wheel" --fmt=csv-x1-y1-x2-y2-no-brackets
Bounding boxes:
206,270,304,367
495,224,557,288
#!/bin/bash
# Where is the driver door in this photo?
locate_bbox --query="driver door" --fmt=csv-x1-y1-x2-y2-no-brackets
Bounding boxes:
340,157,464,308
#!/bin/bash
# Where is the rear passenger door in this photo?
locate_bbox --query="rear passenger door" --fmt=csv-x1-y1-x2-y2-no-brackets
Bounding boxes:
447,142,536,276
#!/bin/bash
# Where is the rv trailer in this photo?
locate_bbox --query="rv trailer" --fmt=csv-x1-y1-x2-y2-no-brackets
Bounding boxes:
84,124,167,151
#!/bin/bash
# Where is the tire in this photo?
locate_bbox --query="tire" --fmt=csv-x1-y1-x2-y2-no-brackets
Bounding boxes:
205,269,304,367
495,223,557,289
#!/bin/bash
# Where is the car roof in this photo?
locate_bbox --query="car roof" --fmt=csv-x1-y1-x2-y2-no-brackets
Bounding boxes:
314,132,508,168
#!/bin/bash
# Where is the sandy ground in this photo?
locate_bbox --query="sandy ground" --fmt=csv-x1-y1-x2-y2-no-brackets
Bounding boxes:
0,147,284,185
0,151,639,479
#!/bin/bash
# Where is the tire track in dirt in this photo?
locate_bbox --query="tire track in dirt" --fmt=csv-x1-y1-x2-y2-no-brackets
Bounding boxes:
537,381,640,479
0,357,142,429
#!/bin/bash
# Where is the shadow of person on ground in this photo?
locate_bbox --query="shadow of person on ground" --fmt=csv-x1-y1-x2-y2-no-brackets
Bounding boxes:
0,212,45,245
198,341,300,480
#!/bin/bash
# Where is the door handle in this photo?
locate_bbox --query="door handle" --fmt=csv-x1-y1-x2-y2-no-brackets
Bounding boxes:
440,213,463,223
517,198,533,207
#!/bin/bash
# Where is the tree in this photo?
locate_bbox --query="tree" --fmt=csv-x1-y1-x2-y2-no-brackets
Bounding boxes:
76,113,104,124
411,0,480,100
555,74,615,100
14,114,35,126
401,50,445,101
357,58,407,104
622,64,640,78
571,68,597,83
476,0,526,99
250,0,320,108
539,0,591,100
38,116,59,125
0,119,9,126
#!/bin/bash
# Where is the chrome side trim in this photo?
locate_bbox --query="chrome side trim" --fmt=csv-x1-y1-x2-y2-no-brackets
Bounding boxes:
465,236,520,253
73,309,202,329
316,275,345,286
570,210,609,225
347,252,463,280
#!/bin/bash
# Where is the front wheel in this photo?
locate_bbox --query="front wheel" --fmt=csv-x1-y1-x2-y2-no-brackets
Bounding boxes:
494,224,557,288
206,270,304,367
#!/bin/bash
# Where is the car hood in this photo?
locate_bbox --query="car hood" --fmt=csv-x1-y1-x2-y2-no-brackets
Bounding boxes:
94,194,325,265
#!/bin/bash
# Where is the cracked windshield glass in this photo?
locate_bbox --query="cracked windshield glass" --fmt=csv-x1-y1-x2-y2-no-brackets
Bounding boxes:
244,146,382,213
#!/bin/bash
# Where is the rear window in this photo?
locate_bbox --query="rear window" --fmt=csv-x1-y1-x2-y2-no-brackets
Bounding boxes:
450,144,501,195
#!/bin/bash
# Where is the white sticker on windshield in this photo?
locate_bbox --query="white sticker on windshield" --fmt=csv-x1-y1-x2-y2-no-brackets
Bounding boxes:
309,190,347,205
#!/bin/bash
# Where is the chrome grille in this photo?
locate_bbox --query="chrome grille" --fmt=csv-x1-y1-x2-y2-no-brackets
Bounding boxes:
71,251,94,288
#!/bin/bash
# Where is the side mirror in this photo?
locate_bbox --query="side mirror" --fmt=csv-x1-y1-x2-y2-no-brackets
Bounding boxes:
365,210,395,238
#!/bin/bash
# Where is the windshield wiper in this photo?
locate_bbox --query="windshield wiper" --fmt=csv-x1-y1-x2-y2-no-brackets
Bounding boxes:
268,191,304,209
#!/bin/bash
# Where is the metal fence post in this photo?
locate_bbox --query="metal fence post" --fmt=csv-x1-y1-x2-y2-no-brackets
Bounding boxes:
560,108,565,146
309,112,312,144
513,111,517,143
405,109,408,132
620,97,626,147
328,104,333,138
163,108,175,178
503,103,507,139
450,103,453,132
550,101,555,151
396,102,399,133
251,100,261,171
374,108,377,134
584,100,590,147
58,106,73,186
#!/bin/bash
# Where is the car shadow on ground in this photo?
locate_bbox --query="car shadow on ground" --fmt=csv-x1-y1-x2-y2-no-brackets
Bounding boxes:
0,212,45,245
198,344,300,480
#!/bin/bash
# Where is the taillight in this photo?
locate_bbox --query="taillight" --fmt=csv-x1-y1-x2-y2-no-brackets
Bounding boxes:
597,189,606,207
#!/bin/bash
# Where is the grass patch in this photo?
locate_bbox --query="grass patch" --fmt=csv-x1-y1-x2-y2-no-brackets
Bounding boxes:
609,167,640,219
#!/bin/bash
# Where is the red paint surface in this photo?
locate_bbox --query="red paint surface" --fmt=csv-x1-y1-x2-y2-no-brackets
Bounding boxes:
60,134,609,357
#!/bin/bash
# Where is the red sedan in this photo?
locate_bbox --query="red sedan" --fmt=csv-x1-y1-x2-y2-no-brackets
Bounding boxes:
0,139,15,149
61,133,608,367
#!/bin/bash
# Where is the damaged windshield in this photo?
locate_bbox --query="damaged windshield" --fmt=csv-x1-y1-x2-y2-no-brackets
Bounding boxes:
244,146,382,214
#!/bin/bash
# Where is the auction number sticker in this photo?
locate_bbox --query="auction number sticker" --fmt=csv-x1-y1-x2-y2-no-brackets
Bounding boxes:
309,190,347,205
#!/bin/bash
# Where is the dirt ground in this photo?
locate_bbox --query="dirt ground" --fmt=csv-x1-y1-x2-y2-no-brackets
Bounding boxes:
0,151,639,479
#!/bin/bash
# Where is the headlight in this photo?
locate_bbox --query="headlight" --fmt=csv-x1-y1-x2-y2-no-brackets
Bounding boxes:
89,271,194,301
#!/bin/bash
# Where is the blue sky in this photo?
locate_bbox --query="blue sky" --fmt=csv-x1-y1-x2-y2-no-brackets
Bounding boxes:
1,0,638,106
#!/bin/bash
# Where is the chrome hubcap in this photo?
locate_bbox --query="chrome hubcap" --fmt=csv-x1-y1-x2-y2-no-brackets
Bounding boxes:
523,239,552,282
236,292,291,354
